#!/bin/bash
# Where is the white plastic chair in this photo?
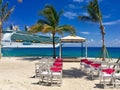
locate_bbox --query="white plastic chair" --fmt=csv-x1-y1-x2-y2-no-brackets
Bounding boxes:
113,68,120,88
50,67,62,86
80,59,88,70
38,63,51,85
35,63,41,78
99,62,118,88
89,61,101,80
35,61,47,78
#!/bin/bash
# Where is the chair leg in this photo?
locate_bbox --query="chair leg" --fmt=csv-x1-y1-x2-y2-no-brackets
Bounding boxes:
39,76,42,85
114,78,120,88
103,77,106,89
80,63,84,70
46,76,49,85
99,77,101,84
50,76,53,86
114,78,116,88
60,75,62,85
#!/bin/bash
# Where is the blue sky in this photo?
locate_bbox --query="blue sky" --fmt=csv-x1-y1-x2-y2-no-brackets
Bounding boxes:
3,0,120,47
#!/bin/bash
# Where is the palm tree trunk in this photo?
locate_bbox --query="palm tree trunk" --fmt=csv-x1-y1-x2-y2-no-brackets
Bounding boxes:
100,20,105,61
0,22,2,59
52,33,56,59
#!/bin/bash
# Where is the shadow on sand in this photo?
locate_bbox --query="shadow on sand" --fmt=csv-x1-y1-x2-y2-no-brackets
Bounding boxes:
94,83,104,89
62,67,87,78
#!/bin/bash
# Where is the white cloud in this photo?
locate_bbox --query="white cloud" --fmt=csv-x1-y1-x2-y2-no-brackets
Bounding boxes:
103,19,120,26
110,39,120,45
87,39,95,46
86,38,120,47
103,15,111,19
105,39,120,47
63,11,78,19
93,33,100,35
81,32,90,35
68,4,76,9
86,38,103,47
82,12,89,16
90,39,94,42
87,39,94,44
73,0,84,3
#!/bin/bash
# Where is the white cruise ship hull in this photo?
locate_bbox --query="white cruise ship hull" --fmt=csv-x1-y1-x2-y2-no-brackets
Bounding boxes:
2,42,60,48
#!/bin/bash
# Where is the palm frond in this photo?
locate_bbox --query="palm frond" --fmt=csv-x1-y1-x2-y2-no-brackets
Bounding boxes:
78,0,102,23
29,24,43,33
56,25,76,36
56,10,63,25
44,5,57,23
42,24,54,33
39,5,60,27
37,19,50,25
78,16,92,21
87,0,102,21
0,0,2,4
1,2,9,18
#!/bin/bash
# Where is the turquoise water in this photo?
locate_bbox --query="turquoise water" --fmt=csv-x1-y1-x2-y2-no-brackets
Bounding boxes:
2,47,120,58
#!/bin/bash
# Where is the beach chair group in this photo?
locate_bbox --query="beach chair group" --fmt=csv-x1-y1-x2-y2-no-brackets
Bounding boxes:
35,57,63,86
80,58,120,88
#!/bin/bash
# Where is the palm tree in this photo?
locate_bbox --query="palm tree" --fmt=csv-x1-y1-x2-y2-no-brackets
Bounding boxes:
30,5,75,58
78,0,106,60
0,0,14,58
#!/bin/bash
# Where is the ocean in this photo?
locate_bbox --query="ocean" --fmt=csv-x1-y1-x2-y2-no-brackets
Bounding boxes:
2,47,120,58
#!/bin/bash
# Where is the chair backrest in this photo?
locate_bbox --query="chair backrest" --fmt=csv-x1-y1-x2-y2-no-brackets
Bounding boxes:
108,62,119,69
50,67,62,72
100,61,109,69
53,62,63,67
93,61,101,64
114,68,120,73
39,62,51,75
118,63,120,68
80,59,88,63
35,63,40,70
55,58,63,62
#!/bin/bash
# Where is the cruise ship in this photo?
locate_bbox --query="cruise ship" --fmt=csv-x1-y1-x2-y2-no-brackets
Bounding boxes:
2,26,60,48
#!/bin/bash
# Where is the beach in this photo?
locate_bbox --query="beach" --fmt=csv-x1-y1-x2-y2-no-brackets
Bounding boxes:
0,57,119,90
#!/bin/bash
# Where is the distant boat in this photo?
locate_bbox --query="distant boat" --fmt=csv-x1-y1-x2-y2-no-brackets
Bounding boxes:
2,28,60,48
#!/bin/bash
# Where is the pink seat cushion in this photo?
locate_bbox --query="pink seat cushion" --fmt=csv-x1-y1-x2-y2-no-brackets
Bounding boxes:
55,58,63,61
85,61,93,65
53,62,63,67
55,58,63,62
55,60,62,62
50,67,62,72
91,63,101,68
80,59,88,62
102,68,115,74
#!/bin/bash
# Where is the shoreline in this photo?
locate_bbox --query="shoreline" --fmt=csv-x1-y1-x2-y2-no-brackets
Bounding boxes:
1,56,118,62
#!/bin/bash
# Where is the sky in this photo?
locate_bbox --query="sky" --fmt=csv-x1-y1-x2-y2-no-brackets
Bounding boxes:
2,0,120,47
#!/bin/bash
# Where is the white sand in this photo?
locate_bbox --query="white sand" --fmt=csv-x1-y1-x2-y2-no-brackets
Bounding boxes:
0,57,118,90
